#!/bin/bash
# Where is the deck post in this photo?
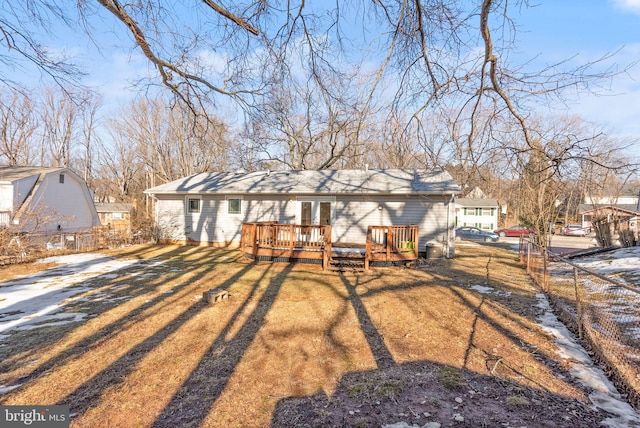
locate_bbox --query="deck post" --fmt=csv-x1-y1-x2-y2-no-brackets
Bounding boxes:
251,223,258,258
323,225,332,271
289,224,294,258
365,227,372,272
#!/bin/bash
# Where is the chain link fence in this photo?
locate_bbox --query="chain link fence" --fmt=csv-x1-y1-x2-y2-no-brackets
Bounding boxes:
0,227,148,266
519,238,640,409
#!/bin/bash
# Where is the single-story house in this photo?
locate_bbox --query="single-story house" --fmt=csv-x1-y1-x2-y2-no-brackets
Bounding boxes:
0,166,100,234
144,169,462,256
455,197,499,231
95,202,135,233
579,204,639,235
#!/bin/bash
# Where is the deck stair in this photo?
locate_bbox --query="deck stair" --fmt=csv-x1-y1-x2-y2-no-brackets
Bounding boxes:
328,254,366,272
328,244,366,272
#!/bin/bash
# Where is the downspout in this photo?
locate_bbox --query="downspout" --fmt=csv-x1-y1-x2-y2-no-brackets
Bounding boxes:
152,194,159,243
447,193,455,258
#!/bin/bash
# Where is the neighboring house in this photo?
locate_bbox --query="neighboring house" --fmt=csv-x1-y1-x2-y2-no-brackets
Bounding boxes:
584,195,639,206
144,169,462,256
95,202,134,233
455,197,499,231
0,166,100,234
579,196,640,235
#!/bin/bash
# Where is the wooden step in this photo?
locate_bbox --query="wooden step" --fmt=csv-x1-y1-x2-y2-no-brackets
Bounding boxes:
328,257,365,272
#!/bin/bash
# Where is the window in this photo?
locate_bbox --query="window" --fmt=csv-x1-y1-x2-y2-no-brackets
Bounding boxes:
187,197,201,214
482,208,492,216
59,174,65,184
112,212,124,220
227,197,242,214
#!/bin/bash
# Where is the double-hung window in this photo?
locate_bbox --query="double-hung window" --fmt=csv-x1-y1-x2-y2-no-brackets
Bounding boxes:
227,197,242,214
187,197,201,214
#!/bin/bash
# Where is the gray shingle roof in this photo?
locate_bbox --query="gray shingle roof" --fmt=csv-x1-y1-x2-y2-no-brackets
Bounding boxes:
95,203,135,213
0,166,65,183
456,198,498,208
145,169,461,196
579,203,640,214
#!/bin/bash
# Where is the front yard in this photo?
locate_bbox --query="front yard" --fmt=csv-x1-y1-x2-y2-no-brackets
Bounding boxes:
0,243,630,427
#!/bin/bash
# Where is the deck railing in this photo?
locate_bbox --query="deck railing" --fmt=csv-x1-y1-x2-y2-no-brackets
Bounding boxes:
365,225,419,271
241,222,332,269
241,222,418,271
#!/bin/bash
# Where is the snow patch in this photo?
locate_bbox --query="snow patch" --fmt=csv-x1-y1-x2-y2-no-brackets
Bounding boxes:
535,293,640,426
8,312,87,331
0,384,22,395
0,253,147,333
469,284,511,296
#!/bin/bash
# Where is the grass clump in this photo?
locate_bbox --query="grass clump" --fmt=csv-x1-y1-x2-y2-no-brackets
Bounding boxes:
347,380,375,398
438,367,464,390
375,380,402,399
506,395,531,407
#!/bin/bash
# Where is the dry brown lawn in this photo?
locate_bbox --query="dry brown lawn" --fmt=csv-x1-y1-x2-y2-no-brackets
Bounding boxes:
0,243,611,427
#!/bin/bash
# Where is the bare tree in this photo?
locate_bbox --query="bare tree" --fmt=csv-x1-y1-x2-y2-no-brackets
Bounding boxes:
107,97,234,183
40,87,79,167
96,132,140,202
0,88,38,165
79,93,102,182
3,2,628,121
248,72,374,170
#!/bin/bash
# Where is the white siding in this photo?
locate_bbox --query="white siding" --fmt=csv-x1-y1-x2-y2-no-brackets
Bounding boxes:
156,194,297,243
155,193,455,251
456,207,498,231
332,195,452,248
156,196,187,241
25,173,98,233
0,183,13,213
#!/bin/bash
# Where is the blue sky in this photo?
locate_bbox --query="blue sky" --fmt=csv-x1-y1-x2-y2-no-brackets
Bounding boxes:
513,0,640,141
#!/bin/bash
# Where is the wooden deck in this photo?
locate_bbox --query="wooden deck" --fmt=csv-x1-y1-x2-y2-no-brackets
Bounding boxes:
240,223,419,272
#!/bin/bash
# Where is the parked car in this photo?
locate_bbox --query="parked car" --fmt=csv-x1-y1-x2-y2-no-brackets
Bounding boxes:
455,227,499,242
562,224,587,236
493,225,537,237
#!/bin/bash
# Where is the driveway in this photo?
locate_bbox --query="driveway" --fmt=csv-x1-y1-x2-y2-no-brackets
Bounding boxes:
493,234,598,255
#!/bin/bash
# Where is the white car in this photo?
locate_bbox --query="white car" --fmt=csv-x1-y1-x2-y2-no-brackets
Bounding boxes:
562,224,587,236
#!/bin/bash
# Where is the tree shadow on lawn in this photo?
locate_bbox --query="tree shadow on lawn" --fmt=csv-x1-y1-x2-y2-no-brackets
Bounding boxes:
351,264,581,394
51,250,266,416
158,244,598,427
0,245,218,370
269,261,609,427
0,246,245,401
265,257,610,427
1,244,608,427
151,263,293,427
